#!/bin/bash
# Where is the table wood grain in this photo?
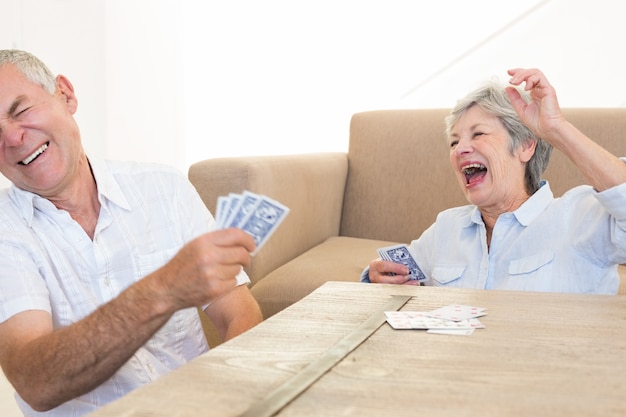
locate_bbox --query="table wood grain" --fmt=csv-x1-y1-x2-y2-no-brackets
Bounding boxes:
88,282,626,417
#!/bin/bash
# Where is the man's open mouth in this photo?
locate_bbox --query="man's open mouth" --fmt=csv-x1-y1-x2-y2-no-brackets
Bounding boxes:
462,163,487,185
19,142,49,165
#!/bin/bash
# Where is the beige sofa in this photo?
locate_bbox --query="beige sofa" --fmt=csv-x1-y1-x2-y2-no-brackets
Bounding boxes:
189,108,626,346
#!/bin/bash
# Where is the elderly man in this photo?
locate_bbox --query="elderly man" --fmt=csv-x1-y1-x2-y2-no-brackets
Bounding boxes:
0,49,262,416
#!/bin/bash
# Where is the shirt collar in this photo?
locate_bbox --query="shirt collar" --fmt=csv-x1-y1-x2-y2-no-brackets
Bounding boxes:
88,158,132,211
9,157,132,226
466,180,553,228
512,180,552,226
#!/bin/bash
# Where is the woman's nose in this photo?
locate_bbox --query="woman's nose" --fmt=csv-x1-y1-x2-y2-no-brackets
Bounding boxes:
454,136,472,155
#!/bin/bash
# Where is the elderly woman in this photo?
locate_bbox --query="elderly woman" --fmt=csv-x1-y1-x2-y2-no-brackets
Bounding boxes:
362,68,626,294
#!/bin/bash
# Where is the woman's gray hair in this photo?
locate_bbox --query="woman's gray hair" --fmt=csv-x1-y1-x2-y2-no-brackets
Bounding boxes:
444,80,553,195
0,49,56,94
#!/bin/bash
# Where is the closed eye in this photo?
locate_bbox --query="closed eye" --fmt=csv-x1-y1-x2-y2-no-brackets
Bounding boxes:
8,96,30,119
15,107,31,118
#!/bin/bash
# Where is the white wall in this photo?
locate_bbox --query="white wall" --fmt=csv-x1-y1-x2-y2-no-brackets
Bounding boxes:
104,1,186,174
2,0,626,192
181,0,541,159
180,0,626,163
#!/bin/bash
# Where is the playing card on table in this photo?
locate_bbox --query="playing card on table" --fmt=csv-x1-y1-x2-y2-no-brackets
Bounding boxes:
377,244,427,282
384,311,431,329
425,304,487,322
214,191,289,255
384,311,485,331
426,328,476,336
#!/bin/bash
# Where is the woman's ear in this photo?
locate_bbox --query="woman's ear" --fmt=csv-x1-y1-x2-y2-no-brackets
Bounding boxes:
519,138,537,163
55,74,78,114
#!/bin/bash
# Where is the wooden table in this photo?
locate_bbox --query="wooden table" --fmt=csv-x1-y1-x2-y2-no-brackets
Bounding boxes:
88,282,626,417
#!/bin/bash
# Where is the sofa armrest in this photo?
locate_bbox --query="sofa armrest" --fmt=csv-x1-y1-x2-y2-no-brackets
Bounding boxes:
188,153,348,286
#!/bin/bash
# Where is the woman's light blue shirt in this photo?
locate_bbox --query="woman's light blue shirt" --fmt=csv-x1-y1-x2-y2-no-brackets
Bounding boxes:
363,179,626,294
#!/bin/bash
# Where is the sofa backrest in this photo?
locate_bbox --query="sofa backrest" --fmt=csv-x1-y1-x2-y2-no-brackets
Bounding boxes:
189,153,348,286
340,108,626,243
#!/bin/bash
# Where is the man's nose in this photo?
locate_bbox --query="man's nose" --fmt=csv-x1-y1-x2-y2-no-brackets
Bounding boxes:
0,121,25,147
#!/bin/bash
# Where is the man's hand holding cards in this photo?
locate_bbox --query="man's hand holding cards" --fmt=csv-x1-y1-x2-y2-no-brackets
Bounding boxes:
377,244,428,284
214,190,289,255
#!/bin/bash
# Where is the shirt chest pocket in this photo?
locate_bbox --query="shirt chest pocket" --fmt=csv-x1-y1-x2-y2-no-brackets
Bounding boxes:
133,247,179,278
432,265,466,286
507,251,555,276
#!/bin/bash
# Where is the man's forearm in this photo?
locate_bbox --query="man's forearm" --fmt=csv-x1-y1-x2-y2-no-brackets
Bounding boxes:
204,285,262,342
6,277,175,411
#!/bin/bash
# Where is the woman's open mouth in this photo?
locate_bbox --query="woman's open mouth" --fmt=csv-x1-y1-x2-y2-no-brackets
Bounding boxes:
462,163,487,185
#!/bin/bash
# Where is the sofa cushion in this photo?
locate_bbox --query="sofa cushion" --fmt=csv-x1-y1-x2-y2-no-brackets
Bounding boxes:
250,236,398,318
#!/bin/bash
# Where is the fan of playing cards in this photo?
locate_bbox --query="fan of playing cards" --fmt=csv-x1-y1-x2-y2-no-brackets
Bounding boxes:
214,190,290,255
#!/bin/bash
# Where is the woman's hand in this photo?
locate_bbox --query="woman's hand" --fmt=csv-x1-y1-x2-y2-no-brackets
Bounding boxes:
368,259,421,285
506,67,566,141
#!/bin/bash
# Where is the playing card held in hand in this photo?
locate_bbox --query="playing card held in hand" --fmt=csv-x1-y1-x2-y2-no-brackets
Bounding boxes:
215,190,290,255
377,244,428,282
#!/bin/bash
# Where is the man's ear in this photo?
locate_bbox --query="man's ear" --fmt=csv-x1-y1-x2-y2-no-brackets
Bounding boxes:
519,138,537,163
55,74,78,114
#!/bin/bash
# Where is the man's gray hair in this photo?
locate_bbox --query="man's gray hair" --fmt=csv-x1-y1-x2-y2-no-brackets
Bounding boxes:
0,49,56,94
